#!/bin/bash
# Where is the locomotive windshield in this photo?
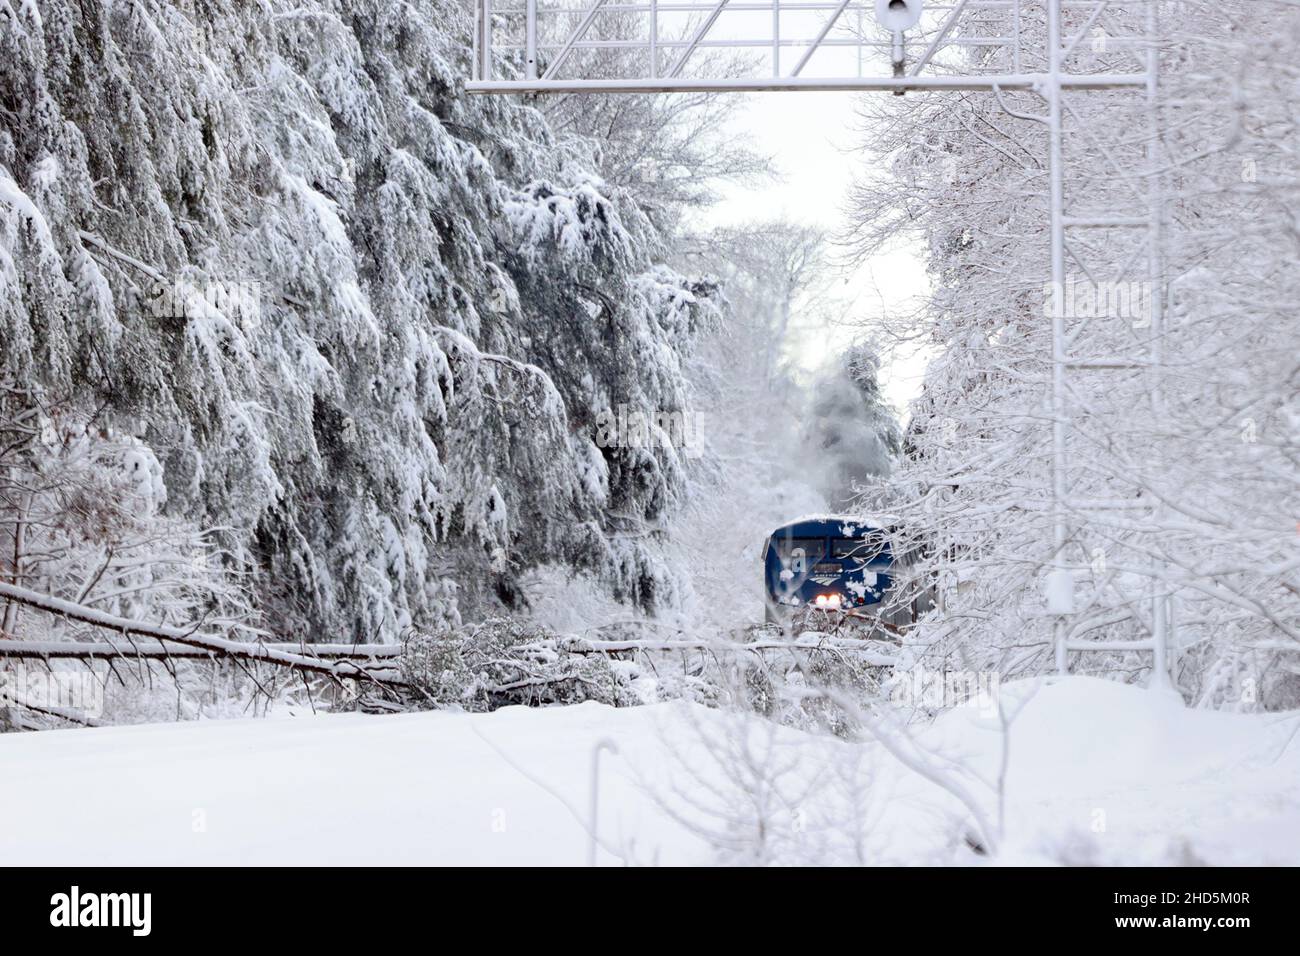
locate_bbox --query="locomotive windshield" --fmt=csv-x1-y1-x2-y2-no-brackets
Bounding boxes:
763,516,911,630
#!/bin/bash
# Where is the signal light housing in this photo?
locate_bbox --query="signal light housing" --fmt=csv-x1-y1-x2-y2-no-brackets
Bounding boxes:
875,0,924,32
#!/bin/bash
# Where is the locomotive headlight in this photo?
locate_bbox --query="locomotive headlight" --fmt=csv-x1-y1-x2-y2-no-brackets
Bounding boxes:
814,593,842,609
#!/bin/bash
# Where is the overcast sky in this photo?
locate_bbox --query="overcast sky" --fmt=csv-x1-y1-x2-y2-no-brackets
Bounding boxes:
702,90,932,418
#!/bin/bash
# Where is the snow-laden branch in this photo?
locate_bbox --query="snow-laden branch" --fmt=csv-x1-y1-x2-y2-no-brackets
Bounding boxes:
786,685,1001,856
0,582,403,684
0,639,401,661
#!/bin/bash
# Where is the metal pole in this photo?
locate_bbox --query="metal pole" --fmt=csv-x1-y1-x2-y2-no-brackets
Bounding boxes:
473,0,482,80
543,0,614,81
669,0,733,77
1047,0,1070,674
651,0,659,77
526,0,539,79
468,73,1152,94
856,5,861,77
773,0,780,77
1012,0,1020,73
791,0,853,76
1145,0,1171,690
482,0,494,82
588,738,619,866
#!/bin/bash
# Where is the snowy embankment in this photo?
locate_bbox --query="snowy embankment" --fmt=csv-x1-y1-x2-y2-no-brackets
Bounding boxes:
1,677,1297,865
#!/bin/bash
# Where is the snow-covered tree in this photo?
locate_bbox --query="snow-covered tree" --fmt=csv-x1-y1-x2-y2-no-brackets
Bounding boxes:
848,0,1299,707
0,382,254,641
0,0,718,643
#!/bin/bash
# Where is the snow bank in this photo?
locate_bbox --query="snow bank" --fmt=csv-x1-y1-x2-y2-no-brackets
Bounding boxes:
1,677,1296,865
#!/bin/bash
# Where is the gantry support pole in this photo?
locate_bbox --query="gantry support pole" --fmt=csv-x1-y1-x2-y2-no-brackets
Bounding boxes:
1048,0,1071,674
1145,0,1172,689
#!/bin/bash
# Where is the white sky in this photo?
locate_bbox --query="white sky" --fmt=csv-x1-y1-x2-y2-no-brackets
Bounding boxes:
701,91,933,419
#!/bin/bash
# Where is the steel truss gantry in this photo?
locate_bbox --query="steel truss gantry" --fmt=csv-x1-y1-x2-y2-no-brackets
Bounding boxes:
467,0,1174,687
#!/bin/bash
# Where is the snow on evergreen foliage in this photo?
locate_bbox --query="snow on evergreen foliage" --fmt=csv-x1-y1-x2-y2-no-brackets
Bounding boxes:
851,1,1299,707
0,0,717,643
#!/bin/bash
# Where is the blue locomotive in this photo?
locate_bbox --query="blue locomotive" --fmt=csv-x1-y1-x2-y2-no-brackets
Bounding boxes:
762,515,900,625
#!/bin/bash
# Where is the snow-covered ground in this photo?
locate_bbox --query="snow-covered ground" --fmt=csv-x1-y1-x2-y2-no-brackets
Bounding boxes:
1,677,1297,866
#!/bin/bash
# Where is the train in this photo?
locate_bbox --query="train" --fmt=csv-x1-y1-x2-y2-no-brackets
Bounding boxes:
762,515,919,631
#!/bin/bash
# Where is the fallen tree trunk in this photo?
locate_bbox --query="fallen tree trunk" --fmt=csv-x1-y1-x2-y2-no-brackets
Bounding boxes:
0,695,105,728
0,582,404,685
0,639,402,661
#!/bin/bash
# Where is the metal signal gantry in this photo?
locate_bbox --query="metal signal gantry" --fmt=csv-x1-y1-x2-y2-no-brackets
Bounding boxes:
467,0,1174,689
467,0,1148,92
